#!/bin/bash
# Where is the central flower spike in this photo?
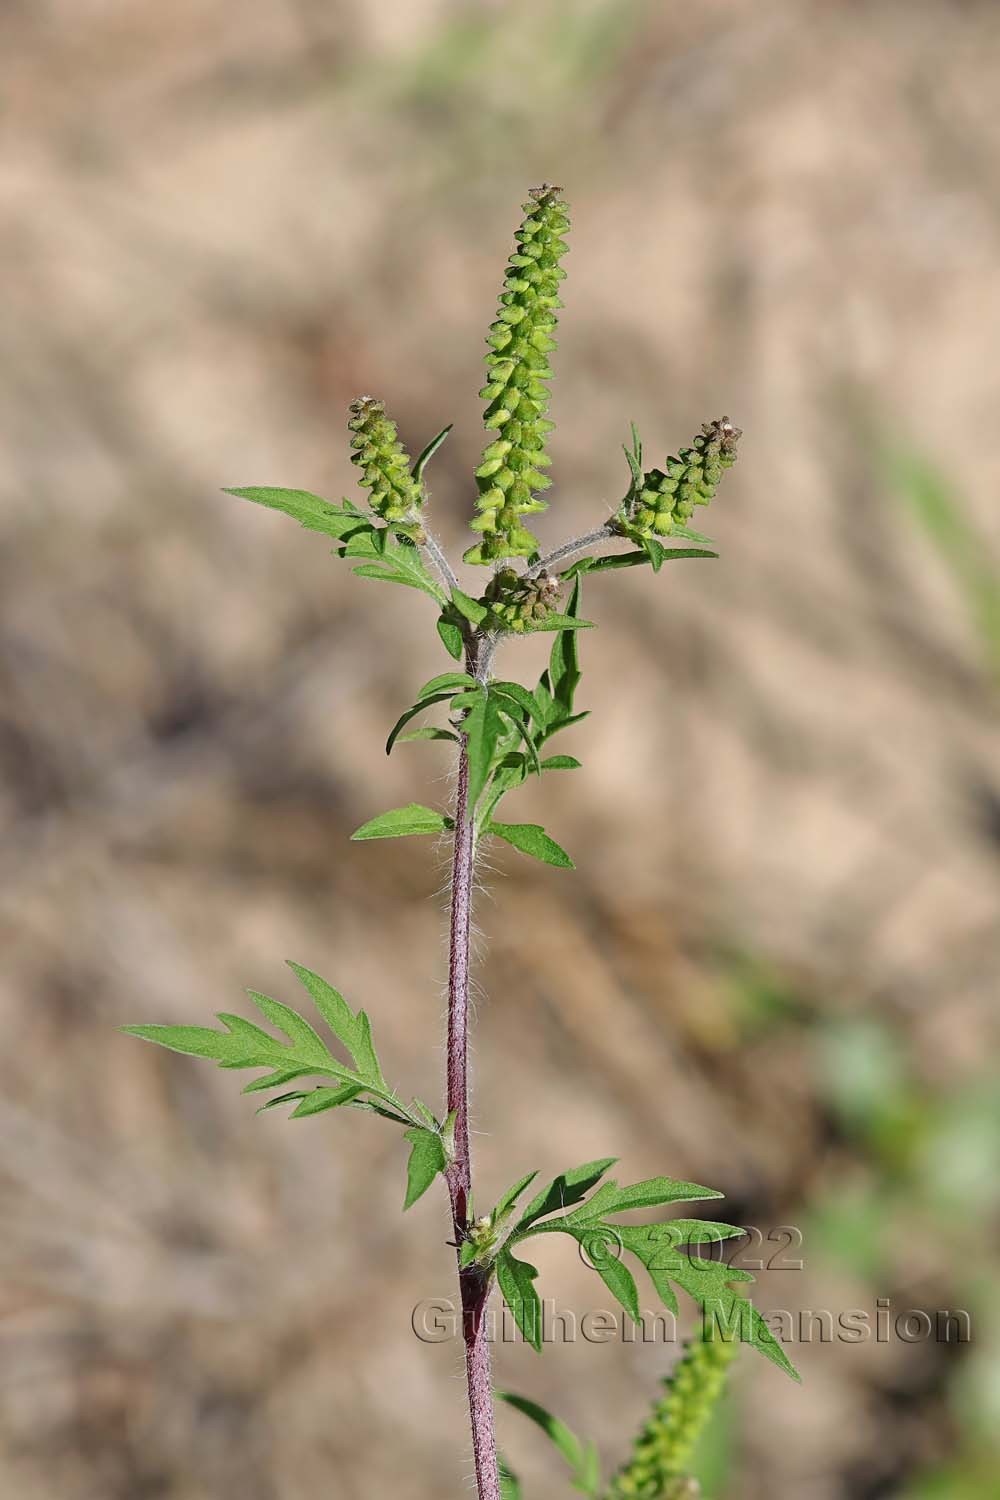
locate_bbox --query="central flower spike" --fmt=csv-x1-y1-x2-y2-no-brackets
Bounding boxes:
465,185,570,565
614,417,741,543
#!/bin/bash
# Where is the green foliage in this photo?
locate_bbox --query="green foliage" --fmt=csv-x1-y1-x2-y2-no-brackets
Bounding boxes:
124,966,456,1207
350,803,452,840
499,1456,522,1500
347,395,423,523
489,821,574,869
130,183,777,1500
499,1394,601,1495
404,1126,448,1209
482,1158,798,1380
412,423,453,482
122,974,390,1108
466,185,570,564
890,449,1000,679
223,487,445,603
613,419,740,544
222,486,366,542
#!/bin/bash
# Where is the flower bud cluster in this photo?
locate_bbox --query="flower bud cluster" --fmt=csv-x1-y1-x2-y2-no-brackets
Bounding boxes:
483,568,563,633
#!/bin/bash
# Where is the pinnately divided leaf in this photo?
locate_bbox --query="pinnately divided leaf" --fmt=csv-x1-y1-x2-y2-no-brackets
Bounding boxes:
285,962,386,1088
124,979,396,1122
501,1166,800,1379
351,803,453,840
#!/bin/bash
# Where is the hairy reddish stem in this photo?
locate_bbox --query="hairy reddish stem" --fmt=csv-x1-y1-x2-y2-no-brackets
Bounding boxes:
444,634,501,1500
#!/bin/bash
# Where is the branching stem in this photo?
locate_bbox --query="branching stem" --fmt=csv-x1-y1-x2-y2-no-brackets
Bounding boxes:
414,515,462,596
526,521,617,577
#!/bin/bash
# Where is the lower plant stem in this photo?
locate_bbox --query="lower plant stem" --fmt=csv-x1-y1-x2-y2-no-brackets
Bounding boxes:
445,632,501,1500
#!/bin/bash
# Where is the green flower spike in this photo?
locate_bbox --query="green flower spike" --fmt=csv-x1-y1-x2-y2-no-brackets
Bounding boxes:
614,417,741,544
483,567,563,632
465,184,570,565
348,396,424,531
607,1333,737,1498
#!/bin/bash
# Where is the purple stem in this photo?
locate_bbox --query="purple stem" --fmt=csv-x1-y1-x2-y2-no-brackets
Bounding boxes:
444,635,501,1500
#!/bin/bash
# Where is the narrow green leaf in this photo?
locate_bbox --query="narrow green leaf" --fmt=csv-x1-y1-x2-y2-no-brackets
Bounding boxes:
123,1003,357,1094
284,961,383,1085
492,1170,539,1223
490,680,539,723
397,726,459,744
437,617,465,660
498,1456,522,1500
669,1259,801,1381
386,691,455,755
490,822,574,870
623,441,643,489
540,754,581,771
403,1126,447,1209
496,1251,543,1352
412,422,453,482
499,1394,588,1478
418,671,475,699
289,1083,366,1117
568,547,718,575
451,588,489,625
492,704,541,778
412,1098,438,1129
517,1158,618,1231
528,613,594,632
617,1225,681,1317
642,536,666,573
122,1023,250,1064
591,1252,641,1324
670,523,715,545
223,487,363,542
351,1099,413,1125
569,1177,725,1221
256,1090,309,1113
350,803,451,840
241,1067,315,1095
456,686,508,810
550,575,583,716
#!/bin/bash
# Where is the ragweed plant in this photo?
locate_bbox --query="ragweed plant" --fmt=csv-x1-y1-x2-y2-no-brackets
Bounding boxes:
124,185,798,1500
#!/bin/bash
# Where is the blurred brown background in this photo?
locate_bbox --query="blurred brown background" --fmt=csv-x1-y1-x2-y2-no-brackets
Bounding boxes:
2,2,999,1497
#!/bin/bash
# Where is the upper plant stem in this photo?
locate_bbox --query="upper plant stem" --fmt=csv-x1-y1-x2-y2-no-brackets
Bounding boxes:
526,521,617,577
419,521,461,596
445,629,501,1500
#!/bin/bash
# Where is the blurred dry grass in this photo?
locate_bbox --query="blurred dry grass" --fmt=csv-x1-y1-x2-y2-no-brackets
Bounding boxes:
2,2,1000,1497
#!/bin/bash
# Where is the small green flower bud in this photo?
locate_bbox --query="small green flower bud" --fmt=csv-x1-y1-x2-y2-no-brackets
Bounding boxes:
465,186,571,565
614,417,741,544
347,396,422,523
